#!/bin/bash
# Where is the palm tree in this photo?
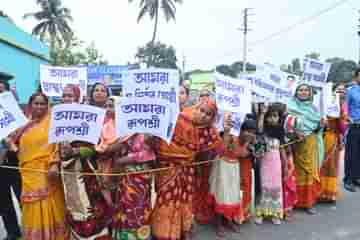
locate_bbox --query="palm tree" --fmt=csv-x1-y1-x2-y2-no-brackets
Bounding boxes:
24,0,73,51
129,0,183,45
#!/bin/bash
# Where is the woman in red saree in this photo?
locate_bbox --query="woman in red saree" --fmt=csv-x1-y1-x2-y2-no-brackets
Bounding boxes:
96,97,156,240
192,101,224,225
151,100,223,240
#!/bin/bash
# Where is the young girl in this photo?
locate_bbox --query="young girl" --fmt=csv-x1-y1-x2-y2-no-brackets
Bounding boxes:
208,112,244,238
255,104,286,225
238,119,257,222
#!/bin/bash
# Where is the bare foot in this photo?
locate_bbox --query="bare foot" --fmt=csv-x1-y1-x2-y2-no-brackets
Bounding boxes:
215,225,226,239
225,221,241,233
183,232,192,240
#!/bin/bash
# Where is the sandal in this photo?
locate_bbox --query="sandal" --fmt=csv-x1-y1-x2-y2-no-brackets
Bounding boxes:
306,208,317,215
272,218,282,225
254,217,263,225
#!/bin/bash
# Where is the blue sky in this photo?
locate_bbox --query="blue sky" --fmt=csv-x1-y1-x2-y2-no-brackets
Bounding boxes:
2,0,360,70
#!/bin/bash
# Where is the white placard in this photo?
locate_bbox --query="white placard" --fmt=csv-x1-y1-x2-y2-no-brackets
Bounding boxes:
122,68,179,142
116,97,171,142
303,59,331,88
230,112,246,137
215,72,252,114
215,110,225,133
214,111,246,137
49,104,106,144
0,92,28,140
40,65,88,99
252,65,293,103
323,83,340,118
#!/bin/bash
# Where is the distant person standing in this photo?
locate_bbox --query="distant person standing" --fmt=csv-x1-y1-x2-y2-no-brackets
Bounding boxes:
0,77,22,240
179,84,191,111
198,89,211,104
344,69,360,192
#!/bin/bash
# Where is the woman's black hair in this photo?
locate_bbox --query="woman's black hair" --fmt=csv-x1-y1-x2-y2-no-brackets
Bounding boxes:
181,84,190,96
29,92,49,105
353,68,360,78
241,119,257,131
0,80,10,91
263,104,286,143
89,83,110,105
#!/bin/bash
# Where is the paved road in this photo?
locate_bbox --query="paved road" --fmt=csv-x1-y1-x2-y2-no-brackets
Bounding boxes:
195,153,360,240
1,155,360,240
194,190,360,240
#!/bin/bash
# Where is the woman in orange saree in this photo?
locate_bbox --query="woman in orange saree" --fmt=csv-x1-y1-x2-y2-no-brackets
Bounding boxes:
319,117,341,202
151,100,223,240
192,102,224,226
14,92,67,240
319,83,348,202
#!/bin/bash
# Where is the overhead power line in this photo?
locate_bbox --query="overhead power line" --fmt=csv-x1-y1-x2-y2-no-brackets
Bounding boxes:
250,0,352,46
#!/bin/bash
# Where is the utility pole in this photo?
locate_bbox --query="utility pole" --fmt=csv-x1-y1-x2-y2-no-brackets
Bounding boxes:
240,8,253,73
358,10,360,65
182,54,186,82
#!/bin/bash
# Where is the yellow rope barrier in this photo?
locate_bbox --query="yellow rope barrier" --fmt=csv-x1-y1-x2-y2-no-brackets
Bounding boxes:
0,138,304,177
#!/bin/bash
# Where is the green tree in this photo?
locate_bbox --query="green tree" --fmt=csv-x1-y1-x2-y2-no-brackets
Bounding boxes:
135,41,177,68
0,10,9,18
326,57,357,84
216,65,237,78
128,0,183,45
281,58,302,75
24,0,73,51
215,61,256,78
52,36,107,66
305,52,320,60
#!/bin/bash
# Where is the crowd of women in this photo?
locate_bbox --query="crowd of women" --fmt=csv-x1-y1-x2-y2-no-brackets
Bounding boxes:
0,76,350,240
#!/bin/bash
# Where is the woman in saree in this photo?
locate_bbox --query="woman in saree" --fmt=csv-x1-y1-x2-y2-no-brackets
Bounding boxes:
179,85,190,111
282,114,300,219
95,97,156,240
14,92,67,239
336,83,348,136
193,101,224,225
152,99,223,240
287,83,325,214
57,83,113,239
319,84,347,202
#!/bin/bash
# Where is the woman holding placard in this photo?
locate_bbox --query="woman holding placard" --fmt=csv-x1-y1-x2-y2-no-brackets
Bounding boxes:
319,84,347,202
95,96,156,240
55,84,113,240
12,92,67,240
151,99,223,240
287,83,325,214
